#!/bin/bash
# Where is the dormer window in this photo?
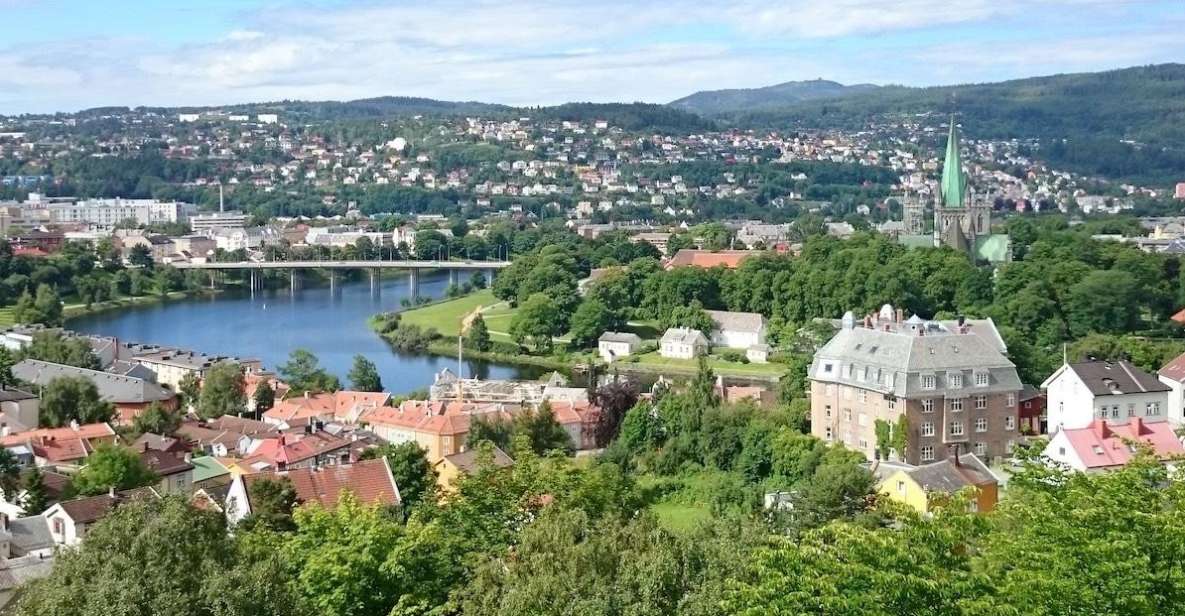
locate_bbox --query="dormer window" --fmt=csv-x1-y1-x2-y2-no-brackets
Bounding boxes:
921,374,936,390
948,373,963,389
975,371,989,387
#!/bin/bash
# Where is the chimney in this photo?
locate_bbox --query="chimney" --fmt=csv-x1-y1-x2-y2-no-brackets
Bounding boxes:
896,308,904,323
1092,419,1109,439
142,441,149,452
304,391,310,399
0,512,9,532
1130,416,1143,434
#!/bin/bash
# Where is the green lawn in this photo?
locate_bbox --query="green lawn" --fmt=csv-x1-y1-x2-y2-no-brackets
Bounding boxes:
630,351,788,378
399,289,501,337
0,307,14,327
650,501,713,533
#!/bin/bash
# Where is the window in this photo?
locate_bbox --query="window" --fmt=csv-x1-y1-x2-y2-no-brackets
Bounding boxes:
887,396,896,410
825,384,834,396
975,372,989,387
949,373,963,389
1128,403,1136,417
974,442,987,456
857,413,868,426
1005,440,1015,454
858,389,867,403
921,446,935,462
975,395,987,409
1110,405,1120,419
1148,402,1162,416
1005,416,1015,431
1098,406,1108,419
921,374,936,390
921,422,935,436
949,421,964,436
896,480,906,495
949,398,964,412
844,408,852,421
823,362,833,373
1007,393,1016,408
824,404,832,418
52,518,63,535
975,417,988,432
825,427,833,440
922,399,934,413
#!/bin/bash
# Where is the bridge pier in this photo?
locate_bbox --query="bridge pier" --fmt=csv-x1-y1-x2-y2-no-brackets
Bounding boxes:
209,271,217,290
329,270,336,294
448,269,457,287
486,269,496,287
289,269,298,295
409,269,419,301
369,269,379,294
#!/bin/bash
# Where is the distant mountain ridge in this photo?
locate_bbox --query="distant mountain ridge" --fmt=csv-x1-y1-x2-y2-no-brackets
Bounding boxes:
669,79,879,115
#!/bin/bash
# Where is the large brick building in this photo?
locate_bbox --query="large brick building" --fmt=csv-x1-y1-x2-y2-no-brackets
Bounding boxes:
810,304,1023,465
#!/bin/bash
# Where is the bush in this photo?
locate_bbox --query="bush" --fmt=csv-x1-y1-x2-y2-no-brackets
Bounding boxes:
715,349,747,363
385,324,440,351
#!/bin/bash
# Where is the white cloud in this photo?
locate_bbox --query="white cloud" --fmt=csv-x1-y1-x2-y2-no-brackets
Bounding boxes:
0,0,1180,113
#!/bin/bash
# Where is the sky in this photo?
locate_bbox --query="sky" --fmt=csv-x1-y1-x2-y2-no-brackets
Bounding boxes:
1,0,1183,114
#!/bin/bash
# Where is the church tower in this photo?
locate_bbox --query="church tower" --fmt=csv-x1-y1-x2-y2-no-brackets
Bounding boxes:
934,116,989,249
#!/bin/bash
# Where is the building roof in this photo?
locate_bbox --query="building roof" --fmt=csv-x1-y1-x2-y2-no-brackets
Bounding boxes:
246,458,400,510
13,359,175,404
941,116,966,209
9,515,52,555
1171,307,1185,325
705,310,765,335
598,332,642,344
1159,351,1185,384
660,327,709,346
1057,418,1184,470
905,453,996,493
666,249,752,270
264,390,391,425
130,432,187,453
441,446,514,474
137,448,194,477
244,431,351,468
56,494,117,524
1064,360,1170,396
0,388,36,402
190,456,231,483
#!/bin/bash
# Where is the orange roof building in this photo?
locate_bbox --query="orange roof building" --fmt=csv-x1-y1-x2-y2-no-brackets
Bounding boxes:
262,390,391,428
224,457,401,525
665,249,753,270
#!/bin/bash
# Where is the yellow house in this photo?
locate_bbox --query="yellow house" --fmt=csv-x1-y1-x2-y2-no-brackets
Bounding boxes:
875,453,999,514
433,445,514,491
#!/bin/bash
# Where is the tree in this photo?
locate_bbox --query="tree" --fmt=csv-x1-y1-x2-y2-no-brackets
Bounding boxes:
128,244,154,268
13,284,63,327
567,298,614,348
593,381,639,447
283,493,405,616
20,467,49,515
20,331,101,370
179,371,201,407
360,442,436,511
665,301,715,334
347,355,383,392
0,346,15,390
509,293,565,353
0,448,20,502
197,361,246,419
15,497,304,616
466,415,514,451
253,380,276,415
280,348,341,393
237,477,299,532
466,313,492,352
132,401,182,436
39,376,115,427
70,444,157,496
512,402,574,456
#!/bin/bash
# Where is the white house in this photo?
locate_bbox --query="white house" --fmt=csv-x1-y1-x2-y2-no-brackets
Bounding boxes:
598,332,642,362
659,328,708,360
1042,417,1184,472
1157,352,1185,425
705,310,766,350
1042,360,1171,432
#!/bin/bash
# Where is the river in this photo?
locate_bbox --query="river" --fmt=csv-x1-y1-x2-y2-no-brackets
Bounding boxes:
67,271,541,395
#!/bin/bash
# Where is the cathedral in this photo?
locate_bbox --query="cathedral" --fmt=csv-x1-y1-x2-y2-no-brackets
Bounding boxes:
899,118,1011,264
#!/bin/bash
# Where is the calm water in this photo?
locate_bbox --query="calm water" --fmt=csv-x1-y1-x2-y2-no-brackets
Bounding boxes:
68,271,538,395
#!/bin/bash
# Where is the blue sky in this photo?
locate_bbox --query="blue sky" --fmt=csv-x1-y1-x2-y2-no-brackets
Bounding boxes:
2,0,1183,113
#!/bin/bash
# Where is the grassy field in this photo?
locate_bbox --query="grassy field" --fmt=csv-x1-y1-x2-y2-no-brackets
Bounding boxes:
630,351,788,378
398,289,502,337
0,307,14,327
650,501,713,533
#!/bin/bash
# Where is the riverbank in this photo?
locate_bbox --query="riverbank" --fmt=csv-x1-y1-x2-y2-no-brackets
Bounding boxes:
381,291,788,382
63,289,217,322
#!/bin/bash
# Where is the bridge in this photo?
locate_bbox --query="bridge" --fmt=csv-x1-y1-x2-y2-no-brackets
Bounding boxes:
171,259,512,297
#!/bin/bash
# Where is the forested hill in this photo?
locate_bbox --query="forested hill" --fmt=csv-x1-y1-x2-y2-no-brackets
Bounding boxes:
685,64,1185,186
669,79,879,115
134,96,511,121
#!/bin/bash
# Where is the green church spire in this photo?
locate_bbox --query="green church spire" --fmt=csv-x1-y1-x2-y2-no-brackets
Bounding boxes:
940,116,966,209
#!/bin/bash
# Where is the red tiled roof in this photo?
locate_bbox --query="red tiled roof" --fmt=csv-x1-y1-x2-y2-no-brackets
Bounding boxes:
0,423,116,447
264,391,391,424
246,458,400,509
1061,418,1184,470
1171,307,1185,325
244,432,350,467
666,249,752,270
